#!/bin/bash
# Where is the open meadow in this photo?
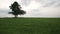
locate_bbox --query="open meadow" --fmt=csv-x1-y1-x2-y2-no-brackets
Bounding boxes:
0,18,60,34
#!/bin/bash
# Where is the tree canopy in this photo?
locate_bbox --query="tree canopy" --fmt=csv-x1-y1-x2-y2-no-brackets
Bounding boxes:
9,1,26,18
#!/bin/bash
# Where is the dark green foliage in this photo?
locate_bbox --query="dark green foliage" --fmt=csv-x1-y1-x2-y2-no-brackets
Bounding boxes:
9,1,26,18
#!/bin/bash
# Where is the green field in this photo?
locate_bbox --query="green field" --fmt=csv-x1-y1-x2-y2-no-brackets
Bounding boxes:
0,18,60,34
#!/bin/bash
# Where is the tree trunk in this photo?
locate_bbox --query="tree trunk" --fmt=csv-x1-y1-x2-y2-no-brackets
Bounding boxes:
15,15,18,18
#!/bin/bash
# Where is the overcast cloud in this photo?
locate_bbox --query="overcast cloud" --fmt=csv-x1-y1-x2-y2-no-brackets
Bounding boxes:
0,0,60,17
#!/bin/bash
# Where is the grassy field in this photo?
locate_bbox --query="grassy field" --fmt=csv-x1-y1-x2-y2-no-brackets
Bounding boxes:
0,18,60,34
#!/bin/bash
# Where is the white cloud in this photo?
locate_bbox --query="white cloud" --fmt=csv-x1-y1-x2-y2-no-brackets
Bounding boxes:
35,0,60,7
0,0,60,17
0,0,21,9
24,1,40,10
21,0,32,6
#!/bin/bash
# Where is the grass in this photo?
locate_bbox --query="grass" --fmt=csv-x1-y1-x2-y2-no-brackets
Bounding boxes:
0,18,60,34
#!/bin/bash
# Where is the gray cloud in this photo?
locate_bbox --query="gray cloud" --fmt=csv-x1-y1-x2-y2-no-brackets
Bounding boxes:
21,0,32,6
35,0,60,7
0,9,10,13
0,9,13,17
20,0,60,7
0,0,60,17
27,7,60,17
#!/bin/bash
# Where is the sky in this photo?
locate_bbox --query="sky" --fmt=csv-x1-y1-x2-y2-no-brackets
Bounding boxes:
0,0,60,17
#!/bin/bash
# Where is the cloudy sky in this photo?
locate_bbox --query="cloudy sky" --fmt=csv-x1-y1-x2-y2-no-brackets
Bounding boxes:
0,0,60,17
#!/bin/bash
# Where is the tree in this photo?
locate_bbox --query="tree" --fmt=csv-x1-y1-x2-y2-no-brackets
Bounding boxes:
9,1,26,18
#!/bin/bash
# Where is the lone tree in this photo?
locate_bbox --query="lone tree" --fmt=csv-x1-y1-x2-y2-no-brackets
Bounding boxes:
9,1,26,18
